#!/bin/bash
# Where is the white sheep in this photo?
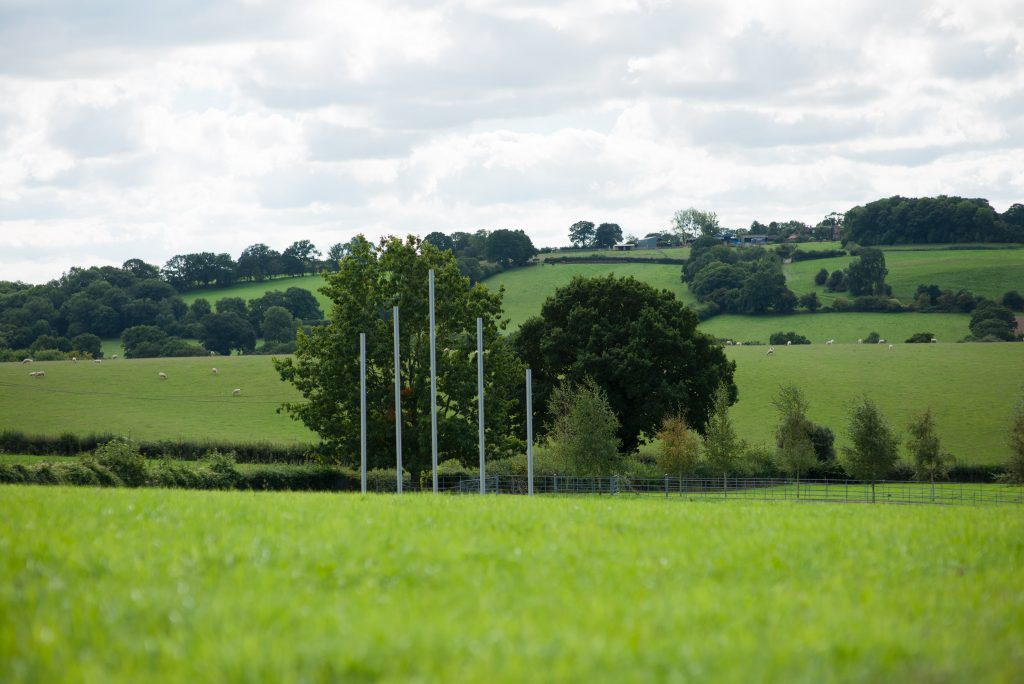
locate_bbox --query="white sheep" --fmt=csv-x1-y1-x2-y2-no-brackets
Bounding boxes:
21,358,32,364
71,356,78,362
30,370,45,378
931,338,938,343
826,339,834,345
232,388,241,396
158,372,167,380
878,339,886,344
111,354,118,360
888,344,894,350
857,339,863,344
93,359,102,363
211,368,219,375
786,340,792,346
766,346,774,355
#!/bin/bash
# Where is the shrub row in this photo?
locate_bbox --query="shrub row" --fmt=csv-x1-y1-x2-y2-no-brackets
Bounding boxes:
790,249,846,262
0,429,316,464
543,255,688,265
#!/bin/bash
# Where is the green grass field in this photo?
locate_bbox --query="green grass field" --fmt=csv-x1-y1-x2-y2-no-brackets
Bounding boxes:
699,312,971,343
539,246,690,260
486,262,697,330
1,487,1021,682
2,344,1021,465
180,274,333,315
0,355,314,445
786,247,1024,304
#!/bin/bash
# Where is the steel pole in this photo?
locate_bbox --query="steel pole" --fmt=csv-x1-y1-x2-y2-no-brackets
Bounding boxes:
429,269,438,493
526,368,533,497
394,306,402,494
360,332,367,494
477,317,485,494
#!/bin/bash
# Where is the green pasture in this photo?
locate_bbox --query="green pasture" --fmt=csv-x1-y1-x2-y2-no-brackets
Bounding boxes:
179,274,332,315
485,262,697,330
724,343,1024,466
699,312,971,344
2,487,1021,683
539,246,690,260
0,356,314,445
786,247,1024,304
2,344,1021,465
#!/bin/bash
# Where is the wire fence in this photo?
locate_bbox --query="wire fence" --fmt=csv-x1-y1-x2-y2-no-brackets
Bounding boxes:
423,475,1024,506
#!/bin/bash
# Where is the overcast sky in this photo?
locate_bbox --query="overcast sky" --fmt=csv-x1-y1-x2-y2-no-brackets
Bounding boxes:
1,0,1022,284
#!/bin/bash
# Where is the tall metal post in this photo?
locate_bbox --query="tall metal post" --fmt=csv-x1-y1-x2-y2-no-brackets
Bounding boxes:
526,368,534,496
477,317,485,494
429,269,438,493
360,332,367,494
393,306,402,494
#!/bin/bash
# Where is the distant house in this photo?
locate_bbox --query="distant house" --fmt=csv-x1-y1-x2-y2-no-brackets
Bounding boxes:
740,235,768,246
612,243,634,251
635,236,659,250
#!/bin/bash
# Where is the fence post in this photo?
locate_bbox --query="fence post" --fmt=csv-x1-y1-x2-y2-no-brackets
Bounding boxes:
360,332,367,495
526,368,534,497
429,269,438,494
664,475,668,498
393,306,402,495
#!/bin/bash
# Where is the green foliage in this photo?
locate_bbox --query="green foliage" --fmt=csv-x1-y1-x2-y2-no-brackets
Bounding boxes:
843,195,1024,245
906,407,954,483
514,274,736,452
655,413,702,477
201,312,256,355
905,332,936,343
261,306,297,344
842,397,899,497
546,377,620,476
568,220,596,248
275,235,524,476
485,229,537,267
1001,290,1024,311
769,331,810,345
814,268,829,285
1008,398,1024,484
826,268,847,291
864,331,881,344
845,248,888,296
593,223,623,249
772,385,817,486
702,383,744,476
969,300,1017,340
70,333,102,357
672,207,720,239
94,438,147,487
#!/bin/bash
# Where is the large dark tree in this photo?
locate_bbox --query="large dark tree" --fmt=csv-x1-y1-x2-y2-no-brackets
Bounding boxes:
485,229,537,267
423,232,455,252
568,221,596,248
845,248,888,296
201,312,256,356
237,243,281,282
513,275,736,452
282,240,322,277
275,235,525,473
593,223,623,249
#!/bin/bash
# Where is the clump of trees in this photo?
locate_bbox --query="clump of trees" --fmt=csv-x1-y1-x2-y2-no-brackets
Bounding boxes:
682,238,799,317
424,229,538,283
843,196,1024,245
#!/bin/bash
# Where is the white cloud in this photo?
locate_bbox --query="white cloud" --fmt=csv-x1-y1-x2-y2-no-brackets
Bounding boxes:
0,0,1022,283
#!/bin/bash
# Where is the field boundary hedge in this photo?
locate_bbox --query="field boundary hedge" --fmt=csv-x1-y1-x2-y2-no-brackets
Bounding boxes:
0,429,316,464
543,255,688,265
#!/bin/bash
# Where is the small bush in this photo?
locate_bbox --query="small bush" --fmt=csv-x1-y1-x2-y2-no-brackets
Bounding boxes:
769,331,811,345
94,439,148,487
864,331,881,344
905,332,936,344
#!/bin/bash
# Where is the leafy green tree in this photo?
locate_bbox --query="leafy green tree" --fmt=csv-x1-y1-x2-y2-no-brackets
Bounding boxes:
423,232,455,252
656,413,702,479
969,300,1017,340
121,258,161,281
237,243,281,281
826,269,846,292
121,325,170,358
284,287,323,321
513,275,736,452
906,407,954,497
546,377,620,476
799,292,821,312
772,385,817,495
593,223,623,249
262,306,297,344
568,220,596,248
842,396,899,501
1008,397,1024,484
485,229,537,266
702,382,744,477
70,333,102,358
672,208,720,239
201,312,256,356
275,235,524,474
1001,290,1024,311
215,297,247,317
282,240,322,276
846,248,888,296
814,268,829,286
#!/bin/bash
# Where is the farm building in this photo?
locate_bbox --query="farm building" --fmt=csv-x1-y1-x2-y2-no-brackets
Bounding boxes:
612,243,634,251
634,236,659,250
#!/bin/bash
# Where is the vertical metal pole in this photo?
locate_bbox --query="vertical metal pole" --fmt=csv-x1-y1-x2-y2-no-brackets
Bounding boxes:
393,306,402,494
360,332,367,495
477,316,485,494
526,368,534,497
429,269,438,494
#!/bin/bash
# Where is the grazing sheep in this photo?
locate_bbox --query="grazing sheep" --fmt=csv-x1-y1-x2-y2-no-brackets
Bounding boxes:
786,340,792,346
725,340,734,346
766,346,774,355
931,338,938,343
22,358,32,364
888,344,894,350
158,372,167,380
857,339,863,344
30,370,45,378
232,388,241,396
826,339,834,345
735,341,742,346
211,368,218,375
71,356,78,362
111,354,118,360
93,359,102,363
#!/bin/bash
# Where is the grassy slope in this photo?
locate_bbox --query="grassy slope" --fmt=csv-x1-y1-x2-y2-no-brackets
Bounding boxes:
2,345,1021,465
180,274,333,315
2,487,1021,683
0,356,314,444
539,246,690,260
699,312,971,343
724,343,1024,465
487,263,698,331
786,247,1024,304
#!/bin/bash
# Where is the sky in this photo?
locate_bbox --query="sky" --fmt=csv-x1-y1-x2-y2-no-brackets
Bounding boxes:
1,0,1022,284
